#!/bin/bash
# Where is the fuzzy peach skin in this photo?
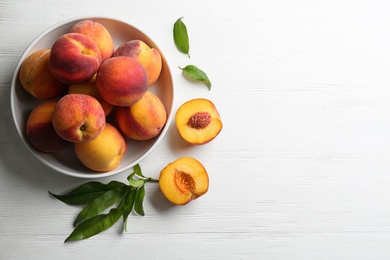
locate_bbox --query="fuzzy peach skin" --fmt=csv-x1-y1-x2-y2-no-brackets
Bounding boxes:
113,40,162,86
48,33,102,85
19,49,67,99
52,94,106,143
115,91,167,140
26,101,70,153
96,56,148,107
75,123,127,172
159,157,209,205
68,75,113,116
69,20,114,62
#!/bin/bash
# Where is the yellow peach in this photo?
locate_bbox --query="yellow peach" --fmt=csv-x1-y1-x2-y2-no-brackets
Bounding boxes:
19,49,67,99
49,33,102,84
114,40,162,86
74,123,127,172
68,75,113,116
115,91,167,140
159,157,209,205
96,56,148,107
69,20,114,62
52,94,106,143
26,101,70,152
175,98,222,144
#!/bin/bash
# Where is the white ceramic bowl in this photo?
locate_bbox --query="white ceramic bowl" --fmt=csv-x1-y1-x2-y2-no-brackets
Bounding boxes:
10,17,174,178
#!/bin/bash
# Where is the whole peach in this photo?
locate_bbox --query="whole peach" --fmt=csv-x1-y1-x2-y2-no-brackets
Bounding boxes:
52,94,106,143
114,40,162,86
26,101,70,152
68,75,113,116
75,123,127,172
115,91,167,140
49,33,102,85
69,20,114,62
19,49,67,99
96,56,148,107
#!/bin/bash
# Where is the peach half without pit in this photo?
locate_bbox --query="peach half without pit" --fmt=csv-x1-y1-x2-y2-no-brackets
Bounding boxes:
159,157,209,205
175,98,222,145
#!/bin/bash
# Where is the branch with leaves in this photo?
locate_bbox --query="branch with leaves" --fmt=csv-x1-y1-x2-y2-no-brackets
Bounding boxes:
49,164,157,242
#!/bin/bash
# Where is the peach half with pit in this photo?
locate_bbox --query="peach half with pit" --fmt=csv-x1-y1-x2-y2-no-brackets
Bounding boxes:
96,56,148,107
175,98,222,145
69,20,114,63
26,101,70,153
115,91,167,141
159,157,209,205
68,75,113,116
19,49,67,99
52,94,106,143
113,39,162,87
75,123,127,172
49,33,102,85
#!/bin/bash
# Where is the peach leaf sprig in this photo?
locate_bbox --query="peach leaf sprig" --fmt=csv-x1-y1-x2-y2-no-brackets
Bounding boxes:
49,164,157,242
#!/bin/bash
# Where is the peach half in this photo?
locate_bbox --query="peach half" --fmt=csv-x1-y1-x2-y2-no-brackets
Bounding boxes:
69,20,114,62
115,91,167,140
26,101,70,153
159,157,209,205
96,56,148,107
19,49,67,99
49,33,102,85
68,75,113,116
175,98,222,145
75,123,127,172
113,40,162,87
52,94,106,143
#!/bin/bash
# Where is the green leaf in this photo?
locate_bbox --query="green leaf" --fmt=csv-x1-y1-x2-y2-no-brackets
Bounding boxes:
73,187,127,227
134,186,146,216
179,65,212,90
49,181,128,205
65,207,124,242
129,178,145,188
128,164,147,188
105,181,129,190
133,164,145,178
173,17,190,58
49,182,107,205
127,171,136,182
122,189,137,232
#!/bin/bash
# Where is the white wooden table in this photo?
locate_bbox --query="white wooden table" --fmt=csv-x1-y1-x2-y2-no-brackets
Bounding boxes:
2,0,390,259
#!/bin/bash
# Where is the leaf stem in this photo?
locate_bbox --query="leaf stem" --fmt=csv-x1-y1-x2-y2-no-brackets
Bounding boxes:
147,177,159,183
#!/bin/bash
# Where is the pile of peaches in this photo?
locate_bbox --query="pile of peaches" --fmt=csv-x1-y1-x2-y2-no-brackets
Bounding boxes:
19,19,166,172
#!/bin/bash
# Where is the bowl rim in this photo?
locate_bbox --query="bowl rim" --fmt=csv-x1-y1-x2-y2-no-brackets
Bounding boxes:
10,16,175,179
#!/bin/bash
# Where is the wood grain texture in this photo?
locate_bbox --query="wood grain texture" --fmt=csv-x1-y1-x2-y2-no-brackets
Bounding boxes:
2,0,390,259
